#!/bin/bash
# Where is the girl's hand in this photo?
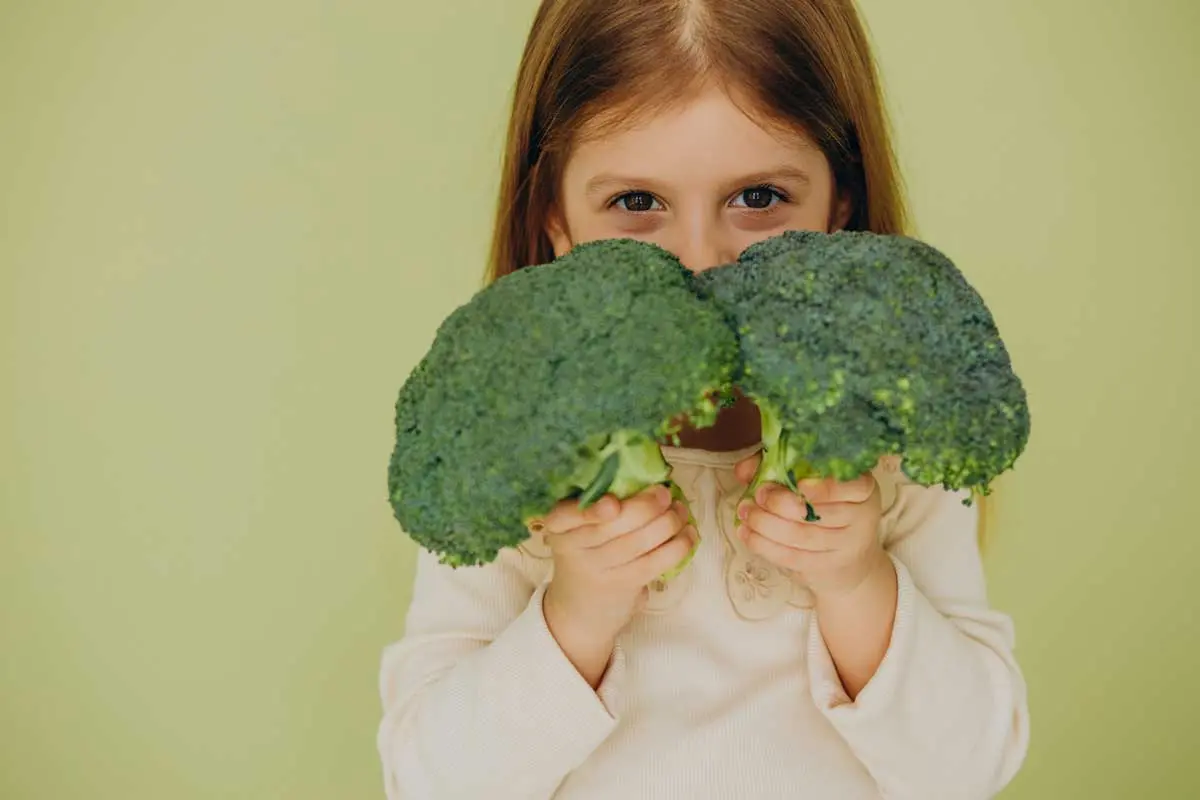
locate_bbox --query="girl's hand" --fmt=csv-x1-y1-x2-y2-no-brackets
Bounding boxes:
531,485,695,686
733,454,886,601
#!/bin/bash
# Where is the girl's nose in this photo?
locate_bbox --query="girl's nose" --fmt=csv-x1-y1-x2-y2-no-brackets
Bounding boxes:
670,229,737,274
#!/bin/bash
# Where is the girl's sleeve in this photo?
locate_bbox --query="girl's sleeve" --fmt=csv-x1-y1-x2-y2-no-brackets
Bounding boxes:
376,545,623,800
806,477,1031,800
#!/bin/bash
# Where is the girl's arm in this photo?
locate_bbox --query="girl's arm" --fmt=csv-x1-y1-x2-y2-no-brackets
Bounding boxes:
810,547,899,699
377,546,622,800
806,482,1030,799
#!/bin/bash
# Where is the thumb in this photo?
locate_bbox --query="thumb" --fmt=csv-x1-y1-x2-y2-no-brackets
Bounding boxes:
734,453,761,486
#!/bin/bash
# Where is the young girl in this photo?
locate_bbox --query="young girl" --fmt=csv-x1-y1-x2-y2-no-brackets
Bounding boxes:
378,1,1029,797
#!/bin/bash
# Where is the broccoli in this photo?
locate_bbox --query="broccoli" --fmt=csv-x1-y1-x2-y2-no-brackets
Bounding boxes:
694,229,1030,516
387,238,739,570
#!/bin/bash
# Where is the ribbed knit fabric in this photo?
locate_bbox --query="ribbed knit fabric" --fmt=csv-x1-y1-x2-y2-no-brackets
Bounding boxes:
377,445,1029,799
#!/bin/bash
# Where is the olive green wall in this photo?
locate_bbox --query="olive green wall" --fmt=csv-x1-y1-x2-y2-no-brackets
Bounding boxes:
1,1,1196,797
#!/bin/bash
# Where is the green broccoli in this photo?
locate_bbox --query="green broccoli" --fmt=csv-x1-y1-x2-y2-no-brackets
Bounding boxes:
387,238,739,570
694,229,1030,516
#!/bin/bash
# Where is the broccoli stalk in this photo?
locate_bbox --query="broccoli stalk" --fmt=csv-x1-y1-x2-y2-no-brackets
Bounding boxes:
545,426,707,582
741,401,821,522
560,430,676,508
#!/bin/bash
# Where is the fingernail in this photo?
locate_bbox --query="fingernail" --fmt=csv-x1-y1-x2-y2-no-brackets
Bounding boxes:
755,486,769,505
737,503,750,520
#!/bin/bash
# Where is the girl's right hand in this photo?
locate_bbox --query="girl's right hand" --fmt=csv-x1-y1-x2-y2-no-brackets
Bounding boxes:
534,485,695,687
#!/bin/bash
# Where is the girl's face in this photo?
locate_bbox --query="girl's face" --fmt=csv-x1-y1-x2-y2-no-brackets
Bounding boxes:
547,85,847,273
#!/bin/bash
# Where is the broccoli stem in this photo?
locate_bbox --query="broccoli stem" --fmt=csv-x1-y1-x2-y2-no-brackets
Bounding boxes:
577,452,622,508
745,401,820,522
649,479,699,588
561,429,699,584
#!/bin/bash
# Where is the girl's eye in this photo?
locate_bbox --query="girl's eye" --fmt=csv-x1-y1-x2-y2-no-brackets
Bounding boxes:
613,191,660,213
610,187,787,213
732,187,786,210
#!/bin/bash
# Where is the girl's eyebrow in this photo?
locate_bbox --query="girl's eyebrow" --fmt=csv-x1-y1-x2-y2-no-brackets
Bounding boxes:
584,174,666,197
728,166,812,190
584,166,812,197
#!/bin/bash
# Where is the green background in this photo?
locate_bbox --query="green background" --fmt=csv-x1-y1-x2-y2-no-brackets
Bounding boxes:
2,1,1197,797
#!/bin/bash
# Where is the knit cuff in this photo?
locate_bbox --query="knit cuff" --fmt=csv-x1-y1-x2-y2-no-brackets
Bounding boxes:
474,579,623,773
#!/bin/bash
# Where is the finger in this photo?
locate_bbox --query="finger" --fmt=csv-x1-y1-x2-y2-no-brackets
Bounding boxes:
733,452,762,486
797,502,859,529
836,473,877,504
796,473,876,505
562,499,687,552
741,526,816,573
539,493,620,534
590,484,676,540
742,505,838,553
757,485,863,529
754,483,814,524
792,477,835,504
600,505,690,568
545,484,673,546
631,528,697,586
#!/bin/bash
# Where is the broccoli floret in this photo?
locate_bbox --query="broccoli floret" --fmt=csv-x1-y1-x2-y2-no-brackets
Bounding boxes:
695,229,1030,514
387,238,739,569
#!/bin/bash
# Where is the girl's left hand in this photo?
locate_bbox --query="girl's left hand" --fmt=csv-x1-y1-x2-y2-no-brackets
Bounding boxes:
733,455,886,600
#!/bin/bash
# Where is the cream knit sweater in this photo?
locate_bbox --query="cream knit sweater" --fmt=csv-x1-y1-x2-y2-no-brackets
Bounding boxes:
377,444,1029,799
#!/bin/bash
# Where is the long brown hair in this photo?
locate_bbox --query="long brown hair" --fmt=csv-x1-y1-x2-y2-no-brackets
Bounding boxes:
482,0,992,545
486,0,909,283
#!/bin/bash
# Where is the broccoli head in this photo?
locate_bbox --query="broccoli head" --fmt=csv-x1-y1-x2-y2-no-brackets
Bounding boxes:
387,238,739,569
694,229,1030,514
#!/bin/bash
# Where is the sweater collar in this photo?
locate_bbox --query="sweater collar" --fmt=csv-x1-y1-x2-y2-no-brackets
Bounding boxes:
659,442,762,469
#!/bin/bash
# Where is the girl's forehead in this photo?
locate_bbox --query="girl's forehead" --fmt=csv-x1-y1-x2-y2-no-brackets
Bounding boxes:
564,87,823,176
576,84,815,151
